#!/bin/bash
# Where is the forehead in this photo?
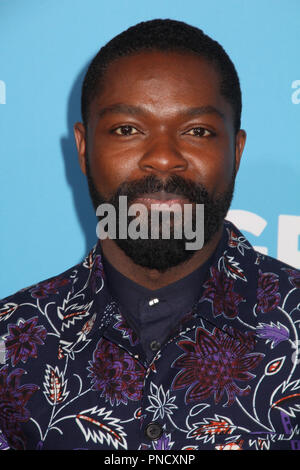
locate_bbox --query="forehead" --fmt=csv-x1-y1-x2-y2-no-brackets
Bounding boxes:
89,50,232,123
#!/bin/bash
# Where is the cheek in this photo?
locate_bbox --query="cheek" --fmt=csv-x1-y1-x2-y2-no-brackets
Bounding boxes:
87,141,137,197
191,144,235,194
213,137,236,188
89,157,123,196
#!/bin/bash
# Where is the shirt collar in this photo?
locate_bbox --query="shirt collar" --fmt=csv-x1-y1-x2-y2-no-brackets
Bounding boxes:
101,248,214,334
58,220,261,352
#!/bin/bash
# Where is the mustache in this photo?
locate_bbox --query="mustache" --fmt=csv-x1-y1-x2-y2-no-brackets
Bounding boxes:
107,174,210,205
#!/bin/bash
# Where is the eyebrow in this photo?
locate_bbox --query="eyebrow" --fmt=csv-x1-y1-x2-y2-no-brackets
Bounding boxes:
184,105,225,120
98,104,143,118
97,103,225,120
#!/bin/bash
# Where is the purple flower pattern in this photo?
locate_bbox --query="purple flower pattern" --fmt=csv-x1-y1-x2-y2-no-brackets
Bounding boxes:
172,326,264,406
0,366,38,449
256,270,281,313
5,316,47,366
29,277,70,299
87,338,145,405
201,266,245,319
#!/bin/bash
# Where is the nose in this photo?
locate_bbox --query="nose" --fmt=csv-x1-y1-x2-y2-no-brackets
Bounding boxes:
138,135,188,175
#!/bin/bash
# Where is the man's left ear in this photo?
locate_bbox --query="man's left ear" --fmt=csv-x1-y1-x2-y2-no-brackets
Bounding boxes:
235,129,247,173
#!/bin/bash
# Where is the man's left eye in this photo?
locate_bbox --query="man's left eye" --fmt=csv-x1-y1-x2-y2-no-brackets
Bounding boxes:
113,125,139,135
184,127,212,137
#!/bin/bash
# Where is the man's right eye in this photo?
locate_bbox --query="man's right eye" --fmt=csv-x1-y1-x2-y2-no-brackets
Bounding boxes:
112,125,139,135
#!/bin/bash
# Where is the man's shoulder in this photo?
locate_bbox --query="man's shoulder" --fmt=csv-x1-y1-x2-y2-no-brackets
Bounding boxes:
0,254,91,330
241,247,300,316
252,249,300,290
224,220,299,291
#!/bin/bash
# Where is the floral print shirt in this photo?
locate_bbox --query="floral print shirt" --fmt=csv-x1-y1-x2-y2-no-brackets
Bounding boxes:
0,220,300,451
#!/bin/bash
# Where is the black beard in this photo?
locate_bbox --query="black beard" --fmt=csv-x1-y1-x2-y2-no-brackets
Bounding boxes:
85,158,235,272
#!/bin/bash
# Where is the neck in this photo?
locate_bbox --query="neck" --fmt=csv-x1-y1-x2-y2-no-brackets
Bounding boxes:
100,223,223,290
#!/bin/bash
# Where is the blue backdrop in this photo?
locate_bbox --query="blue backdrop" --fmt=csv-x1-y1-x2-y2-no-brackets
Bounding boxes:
1,0,299,298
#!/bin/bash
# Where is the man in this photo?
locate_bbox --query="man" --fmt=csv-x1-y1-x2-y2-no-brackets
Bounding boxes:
0,19,299,451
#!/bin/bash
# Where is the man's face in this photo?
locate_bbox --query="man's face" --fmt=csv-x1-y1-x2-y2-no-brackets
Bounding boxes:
74,50,246,271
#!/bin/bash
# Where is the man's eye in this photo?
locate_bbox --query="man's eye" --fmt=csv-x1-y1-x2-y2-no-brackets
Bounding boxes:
184,127,212,137
113,125,139,136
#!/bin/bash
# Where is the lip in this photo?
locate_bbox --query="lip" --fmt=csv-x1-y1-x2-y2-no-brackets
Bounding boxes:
138,191,187,201
133,192,190,209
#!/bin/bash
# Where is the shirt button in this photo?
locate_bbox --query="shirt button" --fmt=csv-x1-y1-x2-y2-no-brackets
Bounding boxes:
149,298,159,306
145,422,163,440
150,340,161,351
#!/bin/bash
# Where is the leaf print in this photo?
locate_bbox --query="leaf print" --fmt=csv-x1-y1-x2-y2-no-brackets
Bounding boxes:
187,414,236,443
57,338,91,360
227,228,251,255
77,313,97,341
0,303,18,323
57,299,93,331
181,445,199,450
271,380,300,418
75,406,127,450
113,314,139,346
189,403,210,417
256,322,290,349
215,440,243,450
218,253,247,282
264,356,285,376
43,365,69,405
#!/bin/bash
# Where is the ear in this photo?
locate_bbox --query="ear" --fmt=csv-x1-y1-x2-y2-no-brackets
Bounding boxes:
74,122,87,175
235,129,247,173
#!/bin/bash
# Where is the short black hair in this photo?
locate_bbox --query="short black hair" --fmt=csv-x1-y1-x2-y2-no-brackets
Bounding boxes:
81,19,242,133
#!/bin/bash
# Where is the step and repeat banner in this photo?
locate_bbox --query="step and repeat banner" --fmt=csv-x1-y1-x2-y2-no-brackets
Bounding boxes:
0,0,299,298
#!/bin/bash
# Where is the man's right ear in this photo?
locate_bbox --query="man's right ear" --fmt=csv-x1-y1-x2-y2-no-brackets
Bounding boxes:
74,122,87,175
